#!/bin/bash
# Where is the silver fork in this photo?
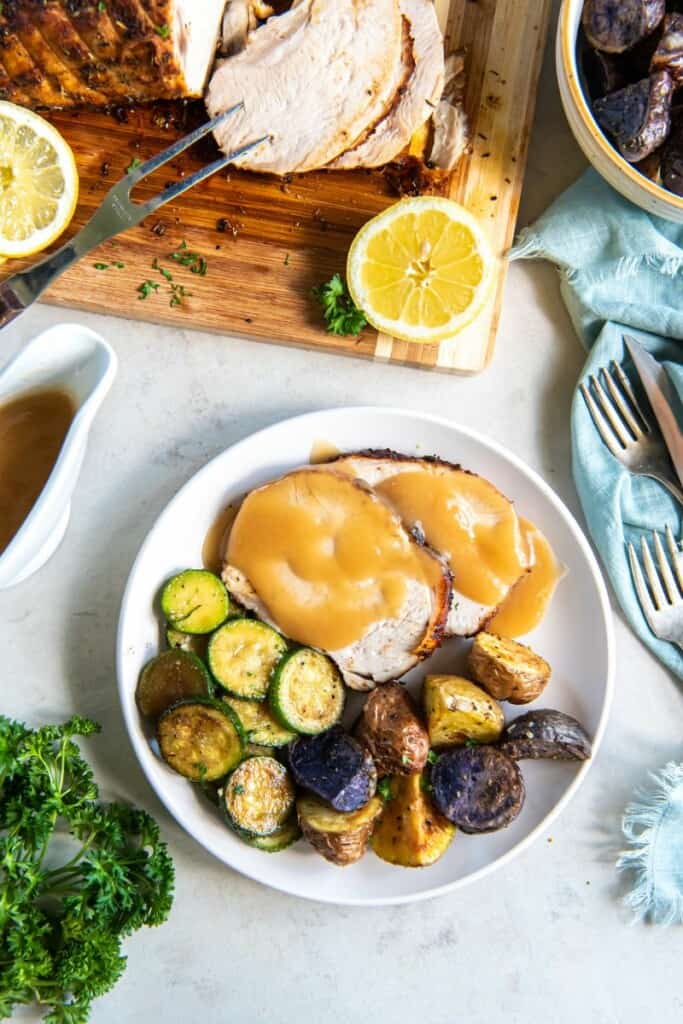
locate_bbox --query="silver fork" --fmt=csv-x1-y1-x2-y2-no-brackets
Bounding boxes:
580,361,683,506
627,526,683,649
0,102,269,329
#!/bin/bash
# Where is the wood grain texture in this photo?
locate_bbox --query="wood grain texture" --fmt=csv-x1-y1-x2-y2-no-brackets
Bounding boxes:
1,0,550,374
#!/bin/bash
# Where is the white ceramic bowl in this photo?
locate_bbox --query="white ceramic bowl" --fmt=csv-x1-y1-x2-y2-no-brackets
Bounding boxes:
117,407,615,906
556,0,683,222
0,324,117,589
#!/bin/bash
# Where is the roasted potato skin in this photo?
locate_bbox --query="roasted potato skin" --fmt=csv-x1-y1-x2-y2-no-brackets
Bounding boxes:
288,727,378,812
371,773,455,867
297,795,383,866
356,682,429,775
466,632,551,704
424,675,504,747
501,709,592,761
431,746,525,833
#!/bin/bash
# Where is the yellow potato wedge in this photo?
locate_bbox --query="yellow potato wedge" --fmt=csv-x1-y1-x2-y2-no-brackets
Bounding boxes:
467,632,551,704
424,675,504,747
298,795,383,866
371,774,455,868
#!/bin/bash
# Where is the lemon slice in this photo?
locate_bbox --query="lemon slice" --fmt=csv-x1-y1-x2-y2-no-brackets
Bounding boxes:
0,102,78,259
347,196,494,345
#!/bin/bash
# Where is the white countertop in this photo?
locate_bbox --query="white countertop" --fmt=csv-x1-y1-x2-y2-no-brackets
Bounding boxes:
3,8,682,1022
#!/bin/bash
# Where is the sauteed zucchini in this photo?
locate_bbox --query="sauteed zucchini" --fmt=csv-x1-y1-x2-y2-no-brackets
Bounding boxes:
223,694,296,747
270,647,345,734
223,756,296,837
136,649,213,719
208,619,287,699
158,699,245,781
161,569,232,635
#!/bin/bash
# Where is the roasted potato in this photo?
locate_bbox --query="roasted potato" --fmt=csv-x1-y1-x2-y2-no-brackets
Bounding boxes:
431,746,525,833
356,682,429,775
371,773,455,867
423,675,504,747
297,794,383,866
288,727,378,812
466,632,551,704
501,709,592,761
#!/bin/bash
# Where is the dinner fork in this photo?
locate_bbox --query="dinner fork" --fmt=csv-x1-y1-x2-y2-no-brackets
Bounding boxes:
627,526,683,649
0,103,270,329
580,361,683,506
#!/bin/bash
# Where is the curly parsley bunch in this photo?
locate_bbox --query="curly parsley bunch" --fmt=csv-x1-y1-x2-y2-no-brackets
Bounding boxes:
0,716,174,1023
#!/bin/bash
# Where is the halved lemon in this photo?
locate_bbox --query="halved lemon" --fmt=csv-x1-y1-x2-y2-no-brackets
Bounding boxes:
347,196,495,345
0,101,78,258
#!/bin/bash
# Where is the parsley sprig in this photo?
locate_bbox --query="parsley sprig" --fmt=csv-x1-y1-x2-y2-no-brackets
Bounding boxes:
0,716,174,1023
312,273,367,336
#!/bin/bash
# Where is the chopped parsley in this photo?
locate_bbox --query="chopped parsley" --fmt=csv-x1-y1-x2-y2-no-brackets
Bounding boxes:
137,279,160,300
155,23,171,39
169,241,207,276
94,260,125,271
312,273,367,337
233,784,245,796
377,777,393,802
126,157,143,174
464,738,480,748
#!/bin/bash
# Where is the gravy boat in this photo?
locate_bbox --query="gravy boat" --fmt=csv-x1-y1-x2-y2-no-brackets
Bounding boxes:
0,323,117,589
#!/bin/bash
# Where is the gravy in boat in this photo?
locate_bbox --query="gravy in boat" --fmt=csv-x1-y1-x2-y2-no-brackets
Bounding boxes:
0,388,75,554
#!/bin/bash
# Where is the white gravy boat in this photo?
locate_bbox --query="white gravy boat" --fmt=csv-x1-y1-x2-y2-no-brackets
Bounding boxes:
0,323,117,589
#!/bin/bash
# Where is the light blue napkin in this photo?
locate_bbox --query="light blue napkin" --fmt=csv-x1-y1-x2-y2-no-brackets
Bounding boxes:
511,168,683,680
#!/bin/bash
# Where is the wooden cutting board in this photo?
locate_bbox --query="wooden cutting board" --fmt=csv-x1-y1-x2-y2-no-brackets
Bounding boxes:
3,0,550,374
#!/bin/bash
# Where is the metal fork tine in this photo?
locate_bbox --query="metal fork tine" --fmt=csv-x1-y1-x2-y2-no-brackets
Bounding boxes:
640,535,666,609
628,542,657,629
580,382,621,457
653,530,679,604
602,364,642,439
665,524,683,593
589,374,632,448
138,135,270,215
124,104,245,189
613,349,652,434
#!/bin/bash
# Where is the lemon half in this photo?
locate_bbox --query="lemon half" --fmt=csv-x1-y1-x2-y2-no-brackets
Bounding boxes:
347,196,494,345
0,101,78,258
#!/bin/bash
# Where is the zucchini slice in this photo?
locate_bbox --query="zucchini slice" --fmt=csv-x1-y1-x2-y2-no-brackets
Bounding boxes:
161,569,231,635
158,699,245,781
136,650,212,720
223,695,296,748
223,756,295,837
244,814,302,853
166,627,208,658
269,648,345,734
208,619,287,699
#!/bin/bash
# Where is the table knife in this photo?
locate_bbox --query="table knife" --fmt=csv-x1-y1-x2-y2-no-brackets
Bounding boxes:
623,334,683,488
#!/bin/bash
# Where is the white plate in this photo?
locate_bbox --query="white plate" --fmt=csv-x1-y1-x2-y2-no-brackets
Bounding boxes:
117,407,615,906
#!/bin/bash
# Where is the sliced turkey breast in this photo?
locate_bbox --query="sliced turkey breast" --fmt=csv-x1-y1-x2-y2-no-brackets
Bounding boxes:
206,0,404,174
429,52,470,170
330,451,530,638
330,0,445,170
221,468,451,690
0,0,225,109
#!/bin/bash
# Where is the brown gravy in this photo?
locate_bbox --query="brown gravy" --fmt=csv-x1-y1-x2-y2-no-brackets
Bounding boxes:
0,387,75,554
202,503,240,576
226,468,442,651
488,519,564,637
309,438,341,464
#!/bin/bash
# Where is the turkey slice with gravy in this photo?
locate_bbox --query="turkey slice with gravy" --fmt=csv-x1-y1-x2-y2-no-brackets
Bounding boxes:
330,451,531,636
206,0,404,174
221,468,451,689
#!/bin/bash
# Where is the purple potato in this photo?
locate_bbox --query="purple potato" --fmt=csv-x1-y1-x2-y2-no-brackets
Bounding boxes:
581,45,627,99
661,117,683,195
593,71,673,161
288,727,377,812
430,746,524,834
500,710,592,762
582,0,665,54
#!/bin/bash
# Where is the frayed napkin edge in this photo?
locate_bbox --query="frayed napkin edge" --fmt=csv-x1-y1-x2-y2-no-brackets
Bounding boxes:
616,762,683,926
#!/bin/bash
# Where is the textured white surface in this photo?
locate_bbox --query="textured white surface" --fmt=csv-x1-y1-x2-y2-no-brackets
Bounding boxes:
2,6,682,1021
